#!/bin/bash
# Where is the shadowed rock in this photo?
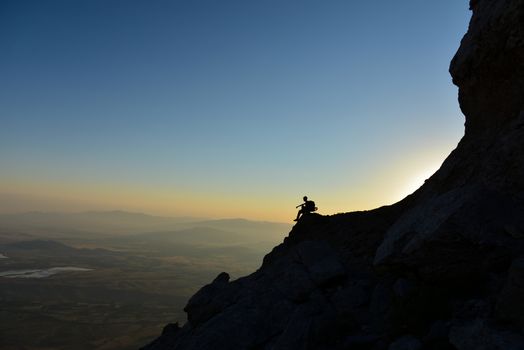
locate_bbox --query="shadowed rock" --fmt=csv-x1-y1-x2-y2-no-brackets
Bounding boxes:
142,1,524,349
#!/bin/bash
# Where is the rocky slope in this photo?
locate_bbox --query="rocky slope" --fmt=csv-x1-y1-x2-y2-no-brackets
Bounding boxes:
142,1,524,349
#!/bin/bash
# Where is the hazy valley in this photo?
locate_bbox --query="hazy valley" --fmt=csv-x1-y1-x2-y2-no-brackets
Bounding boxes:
0,211,290,350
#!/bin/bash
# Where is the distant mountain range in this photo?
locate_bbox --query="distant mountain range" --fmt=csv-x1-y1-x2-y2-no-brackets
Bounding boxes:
0,211,291,243
0,211,199,233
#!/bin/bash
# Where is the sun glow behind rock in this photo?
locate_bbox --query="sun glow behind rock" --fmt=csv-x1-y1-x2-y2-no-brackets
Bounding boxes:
399,165,441,199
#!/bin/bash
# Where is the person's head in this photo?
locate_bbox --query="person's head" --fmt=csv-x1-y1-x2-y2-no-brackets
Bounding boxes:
303,196,308,201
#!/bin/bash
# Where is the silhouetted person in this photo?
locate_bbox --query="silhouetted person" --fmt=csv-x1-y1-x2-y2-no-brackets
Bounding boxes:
294,196,317,221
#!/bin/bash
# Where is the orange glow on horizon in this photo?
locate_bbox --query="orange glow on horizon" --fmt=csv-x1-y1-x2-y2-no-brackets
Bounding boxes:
0,147,449,223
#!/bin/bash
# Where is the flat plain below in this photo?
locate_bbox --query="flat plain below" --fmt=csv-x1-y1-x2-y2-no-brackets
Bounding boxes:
0,213,289,350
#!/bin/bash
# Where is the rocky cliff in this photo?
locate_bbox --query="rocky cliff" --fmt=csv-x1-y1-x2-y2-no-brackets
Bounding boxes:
142,1,524,349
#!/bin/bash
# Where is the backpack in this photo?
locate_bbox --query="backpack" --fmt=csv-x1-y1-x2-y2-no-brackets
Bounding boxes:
305,200,316,211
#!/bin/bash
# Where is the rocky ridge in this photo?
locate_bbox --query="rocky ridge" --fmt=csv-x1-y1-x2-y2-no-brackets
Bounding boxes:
142,1,524,349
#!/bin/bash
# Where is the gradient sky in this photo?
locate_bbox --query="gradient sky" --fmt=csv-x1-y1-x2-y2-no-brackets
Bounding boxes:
0,1,471,221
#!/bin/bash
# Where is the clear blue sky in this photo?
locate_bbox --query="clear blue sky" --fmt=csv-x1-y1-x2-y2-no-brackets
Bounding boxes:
0,0,471,220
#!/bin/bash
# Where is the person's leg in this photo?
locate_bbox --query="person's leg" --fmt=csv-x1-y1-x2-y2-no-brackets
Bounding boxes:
294,208,304,221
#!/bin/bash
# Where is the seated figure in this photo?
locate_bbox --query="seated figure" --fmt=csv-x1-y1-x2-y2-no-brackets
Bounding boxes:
294,196,317,221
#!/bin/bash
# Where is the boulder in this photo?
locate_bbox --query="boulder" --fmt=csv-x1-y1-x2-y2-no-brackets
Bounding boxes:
183,272,233,325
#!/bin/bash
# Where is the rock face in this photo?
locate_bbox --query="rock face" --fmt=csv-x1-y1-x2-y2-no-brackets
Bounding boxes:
142,1,524,349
